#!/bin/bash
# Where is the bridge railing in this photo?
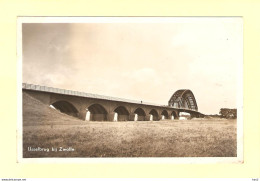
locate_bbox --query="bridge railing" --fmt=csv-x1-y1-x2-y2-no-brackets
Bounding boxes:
22,83,170,107
22,83,201,112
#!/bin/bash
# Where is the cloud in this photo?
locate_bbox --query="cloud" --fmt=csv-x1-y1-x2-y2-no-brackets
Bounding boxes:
22,19,242,114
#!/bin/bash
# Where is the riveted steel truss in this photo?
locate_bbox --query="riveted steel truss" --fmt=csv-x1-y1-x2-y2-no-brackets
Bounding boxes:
168,89,198,111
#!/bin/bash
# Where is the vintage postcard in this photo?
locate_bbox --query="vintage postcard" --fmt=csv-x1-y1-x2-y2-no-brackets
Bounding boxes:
17,17,243,163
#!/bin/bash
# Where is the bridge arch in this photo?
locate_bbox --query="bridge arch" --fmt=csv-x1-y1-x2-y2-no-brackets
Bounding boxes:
149,109,159,121
114,106,130,121
170,111,178,120
50,100,79,118
134,107,146,121
161,110,169,120
168,89,198,111
87,104,108,121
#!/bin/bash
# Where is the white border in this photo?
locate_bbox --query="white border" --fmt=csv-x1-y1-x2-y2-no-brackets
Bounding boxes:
17,17,243,164
236,17,244,164
1,179,254,181
17,17,23,163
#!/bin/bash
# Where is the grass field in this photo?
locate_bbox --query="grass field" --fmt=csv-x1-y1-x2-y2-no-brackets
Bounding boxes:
22,92,237,158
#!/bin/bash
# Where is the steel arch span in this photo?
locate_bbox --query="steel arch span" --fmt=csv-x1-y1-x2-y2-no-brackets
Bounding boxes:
168,89,198,111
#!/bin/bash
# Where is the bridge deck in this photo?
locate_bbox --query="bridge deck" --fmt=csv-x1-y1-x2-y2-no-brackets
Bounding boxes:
22,83,199,113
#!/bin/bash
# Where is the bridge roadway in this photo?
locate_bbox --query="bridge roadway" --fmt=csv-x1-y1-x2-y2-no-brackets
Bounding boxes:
22,83,204,121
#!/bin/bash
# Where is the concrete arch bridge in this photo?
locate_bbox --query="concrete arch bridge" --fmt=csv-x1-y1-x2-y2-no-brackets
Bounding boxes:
22,83,204,121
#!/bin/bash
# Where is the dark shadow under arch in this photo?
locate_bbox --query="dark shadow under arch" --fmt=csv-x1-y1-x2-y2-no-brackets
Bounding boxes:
88,104,108,121
161,110,169,119
114,106,129,121
171,111,178,120
134,107,146,121
149,109,159,121
51,101,79,118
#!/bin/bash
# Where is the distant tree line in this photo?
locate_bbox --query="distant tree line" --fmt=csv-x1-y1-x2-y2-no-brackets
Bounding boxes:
219,108,237,119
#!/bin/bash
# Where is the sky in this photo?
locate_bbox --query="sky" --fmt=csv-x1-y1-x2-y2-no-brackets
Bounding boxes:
22,18,243,114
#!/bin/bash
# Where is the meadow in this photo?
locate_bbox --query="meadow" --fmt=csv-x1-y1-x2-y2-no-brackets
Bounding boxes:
22,93,237,158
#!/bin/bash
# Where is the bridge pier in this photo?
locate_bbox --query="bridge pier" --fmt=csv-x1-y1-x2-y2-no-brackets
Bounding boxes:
145,115,151,121
78,111,86,120
158,115,162,121
85,110,91,121
129,113,135,121
113,112,118,122
107,113,115,121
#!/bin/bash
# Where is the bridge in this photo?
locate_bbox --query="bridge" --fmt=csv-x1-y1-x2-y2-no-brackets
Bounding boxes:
22,83,204,121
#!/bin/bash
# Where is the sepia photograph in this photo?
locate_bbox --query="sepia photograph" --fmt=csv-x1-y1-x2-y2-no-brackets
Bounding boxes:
18,17,243,161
